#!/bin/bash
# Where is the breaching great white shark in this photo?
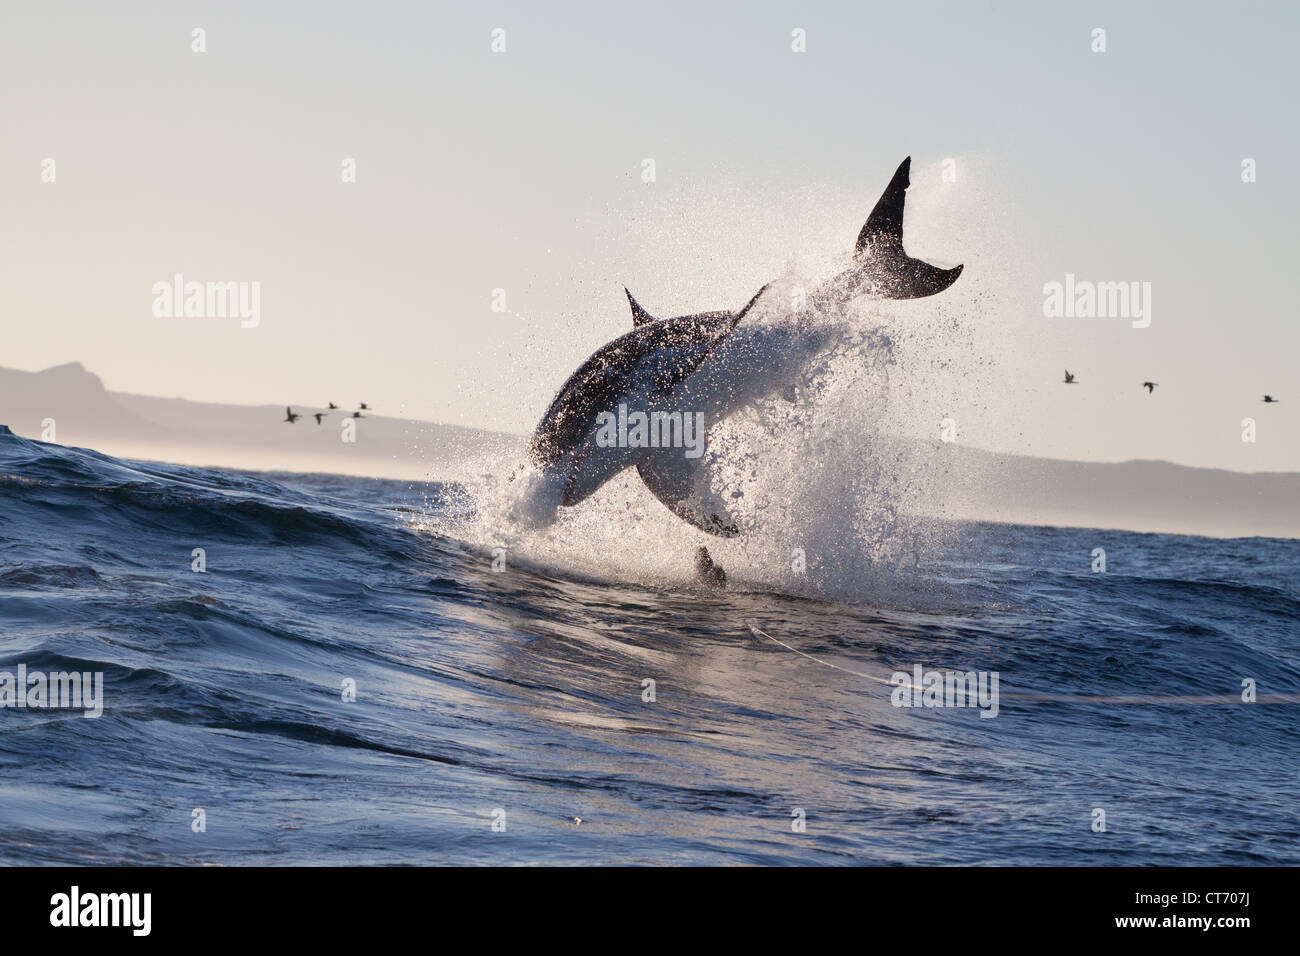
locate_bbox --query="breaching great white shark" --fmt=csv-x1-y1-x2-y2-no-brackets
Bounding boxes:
515,157,963,544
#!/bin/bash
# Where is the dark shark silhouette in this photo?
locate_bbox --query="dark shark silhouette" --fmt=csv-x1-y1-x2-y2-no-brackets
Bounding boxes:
529,284,770,487
525,157,963,536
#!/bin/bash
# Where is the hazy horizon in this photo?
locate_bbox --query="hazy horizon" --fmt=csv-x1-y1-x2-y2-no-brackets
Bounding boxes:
5,356,1299,540
3,1,1297,472
8,356,1300,481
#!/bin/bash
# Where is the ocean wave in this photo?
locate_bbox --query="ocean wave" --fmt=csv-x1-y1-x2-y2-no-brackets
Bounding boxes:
1,424,1298,864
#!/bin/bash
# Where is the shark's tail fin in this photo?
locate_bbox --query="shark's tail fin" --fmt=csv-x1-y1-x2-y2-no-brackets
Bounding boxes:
854,157,963,299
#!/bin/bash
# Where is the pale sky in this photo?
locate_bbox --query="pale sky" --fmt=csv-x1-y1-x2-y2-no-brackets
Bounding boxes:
2,1,1297,471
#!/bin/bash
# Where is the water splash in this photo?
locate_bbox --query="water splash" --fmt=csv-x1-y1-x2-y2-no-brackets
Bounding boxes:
420,160,1002,607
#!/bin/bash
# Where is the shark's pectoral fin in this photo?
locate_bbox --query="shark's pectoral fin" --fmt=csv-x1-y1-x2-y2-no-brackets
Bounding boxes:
854,156,963,300
636,450,741,538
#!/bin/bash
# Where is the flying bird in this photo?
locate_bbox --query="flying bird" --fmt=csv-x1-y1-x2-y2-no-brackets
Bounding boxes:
1142,382,1158,393
358,403,370,410
1063,370,1077,384
352,411,364,418
1262,395,1280,403
283,407,300,424
313,413,326,424
327,402,338,410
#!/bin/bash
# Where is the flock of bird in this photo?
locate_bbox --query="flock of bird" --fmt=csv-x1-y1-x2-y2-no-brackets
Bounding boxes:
1063,371,1279,403
280,376,1281,428
283,402,370,424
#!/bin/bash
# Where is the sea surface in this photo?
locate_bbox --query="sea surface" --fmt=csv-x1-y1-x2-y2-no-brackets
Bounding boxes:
1,424,1297,865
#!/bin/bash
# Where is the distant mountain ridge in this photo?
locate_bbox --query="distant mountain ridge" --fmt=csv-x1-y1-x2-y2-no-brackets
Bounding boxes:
0,361,518,481
2,362,1297,538
0,361,179,438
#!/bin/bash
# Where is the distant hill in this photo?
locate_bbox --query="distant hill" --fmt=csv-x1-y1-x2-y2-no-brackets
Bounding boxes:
930,444,1300,539
0,362,179,439
0,361,520,481
2,362,1297,538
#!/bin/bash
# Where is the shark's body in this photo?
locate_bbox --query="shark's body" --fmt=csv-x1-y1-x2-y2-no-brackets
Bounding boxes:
521,157,962,536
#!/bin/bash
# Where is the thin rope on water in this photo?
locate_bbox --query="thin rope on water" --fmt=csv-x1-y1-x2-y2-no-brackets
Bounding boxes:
746,623,1300,706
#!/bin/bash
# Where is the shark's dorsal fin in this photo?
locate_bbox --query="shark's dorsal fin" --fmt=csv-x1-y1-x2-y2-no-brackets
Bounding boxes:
625,288,655,327
856,156,910,256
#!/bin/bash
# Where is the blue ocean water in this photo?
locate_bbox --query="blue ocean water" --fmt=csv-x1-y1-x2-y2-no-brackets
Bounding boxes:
1,423,1297,865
